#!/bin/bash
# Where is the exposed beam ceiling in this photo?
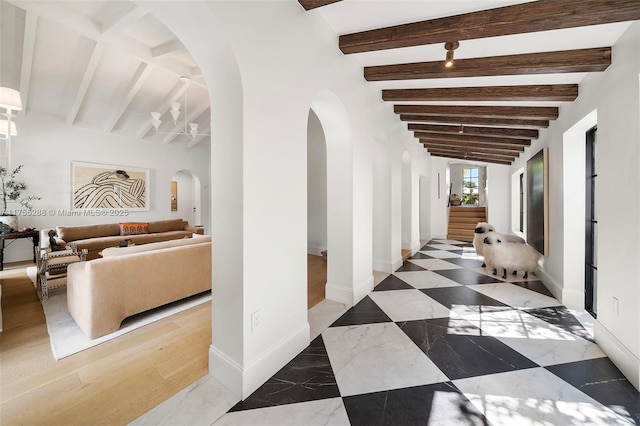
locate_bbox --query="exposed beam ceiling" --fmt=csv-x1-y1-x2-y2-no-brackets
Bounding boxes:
394,105,558,120
408,123,538,140
414,132,531,147
339,0,640,54
399,114,550,129
382,85,578,102
365,48,611,81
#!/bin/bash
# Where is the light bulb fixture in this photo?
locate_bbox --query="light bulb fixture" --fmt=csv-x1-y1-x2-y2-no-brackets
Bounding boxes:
458,124,464,134
0,120,17,138
444,41,459,68
149,76,210,141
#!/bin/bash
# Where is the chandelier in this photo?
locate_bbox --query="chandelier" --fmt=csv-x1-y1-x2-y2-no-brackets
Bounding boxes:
149,76,209,141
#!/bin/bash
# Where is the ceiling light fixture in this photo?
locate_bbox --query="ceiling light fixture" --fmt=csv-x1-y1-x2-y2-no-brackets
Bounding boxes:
150,76,210,141
458,124,464,134
444,42,459,68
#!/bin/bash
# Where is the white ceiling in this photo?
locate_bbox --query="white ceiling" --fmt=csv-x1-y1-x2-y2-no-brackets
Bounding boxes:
1,0,635,155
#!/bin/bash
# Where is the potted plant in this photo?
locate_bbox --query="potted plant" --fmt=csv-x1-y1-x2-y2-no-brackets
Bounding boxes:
0,165,40,232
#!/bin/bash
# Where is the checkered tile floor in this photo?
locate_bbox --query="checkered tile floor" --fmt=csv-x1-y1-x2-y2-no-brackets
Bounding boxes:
217,240,640,425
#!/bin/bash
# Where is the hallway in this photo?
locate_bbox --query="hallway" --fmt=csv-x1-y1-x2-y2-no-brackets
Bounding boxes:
139,239,640,425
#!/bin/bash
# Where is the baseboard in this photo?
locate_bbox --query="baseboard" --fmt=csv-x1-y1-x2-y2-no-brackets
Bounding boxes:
209,321,310,399
535,266,563,304
307,245,326,257
432,233,447,240
594,321,640,391
372,256,403,273
326,275,374,306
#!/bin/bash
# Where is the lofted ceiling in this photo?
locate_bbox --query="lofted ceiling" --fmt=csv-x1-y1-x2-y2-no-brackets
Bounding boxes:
304,0,640,165
2,1,640,163
1,0,211,148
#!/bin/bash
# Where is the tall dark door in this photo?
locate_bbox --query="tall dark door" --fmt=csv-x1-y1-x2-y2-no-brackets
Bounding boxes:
585,126,597,317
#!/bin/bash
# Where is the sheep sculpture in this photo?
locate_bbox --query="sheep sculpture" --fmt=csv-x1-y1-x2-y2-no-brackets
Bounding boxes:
473,222,525,268
483,233,541,280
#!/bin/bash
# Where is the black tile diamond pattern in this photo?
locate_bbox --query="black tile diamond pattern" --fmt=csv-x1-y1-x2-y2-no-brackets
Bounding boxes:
225,239,639,424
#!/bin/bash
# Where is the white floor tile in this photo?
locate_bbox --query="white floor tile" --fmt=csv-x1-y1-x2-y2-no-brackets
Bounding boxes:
214,398,350,426
454,368,633,425
323,322,448,396
132,375,239,426
393,270,462,289
308,298,350,341
467,282,561,309
419,250,460,259
408,259,462,271
425,243,464,251
369,289,450,322
452,308,606,366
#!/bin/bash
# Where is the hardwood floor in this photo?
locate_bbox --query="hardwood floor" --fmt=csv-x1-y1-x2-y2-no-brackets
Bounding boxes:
0,258,328,424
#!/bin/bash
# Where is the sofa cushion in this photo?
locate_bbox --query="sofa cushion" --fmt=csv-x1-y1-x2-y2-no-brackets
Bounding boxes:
57,223,120,242
101,235,211,257
148,219,184,233
119,222,149,236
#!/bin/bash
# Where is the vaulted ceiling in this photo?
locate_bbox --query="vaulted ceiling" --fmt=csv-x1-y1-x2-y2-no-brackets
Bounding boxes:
304,0,640,165
2,1,639,163
1,0,211,149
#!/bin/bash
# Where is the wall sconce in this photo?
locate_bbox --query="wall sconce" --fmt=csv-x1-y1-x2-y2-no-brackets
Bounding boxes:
458,124,464,134
444,42,460,68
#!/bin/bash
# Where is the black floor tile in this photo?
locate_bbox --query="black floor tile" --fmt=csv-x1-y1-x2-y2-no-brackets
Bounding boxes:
546,357,640,425
420,285,510,310
509,280,554,297
523,306,594,341
374,274,414,291
228,335,340,411
395,261,426,272
330,295,392,327
342,382,488,426
409,251,433,260
447,249,464,255
435,268,502,286
398,317,538,380
445,257,485,269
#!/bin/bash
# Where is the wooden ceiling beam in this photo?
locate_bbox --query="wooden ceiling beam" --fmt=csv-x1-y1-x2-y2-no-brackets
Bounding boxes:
298,0,342,11
339,0,640,54
383,84,578,102
408,123,538,140
427,146,515,160
422,141,523,155
400,114,549,128
418,137,526,151
415,132,530,147
396,105,558,120
428,151,513,165
366,48,610,81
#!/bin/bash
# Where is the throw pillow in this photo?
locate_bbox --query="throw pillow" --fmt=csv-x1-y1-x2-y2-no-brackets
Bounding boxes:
119,222,149,236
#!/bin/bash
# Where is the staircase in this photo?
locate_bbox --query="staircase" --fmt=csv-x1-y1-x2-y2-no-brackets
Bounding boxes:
447,206,487,242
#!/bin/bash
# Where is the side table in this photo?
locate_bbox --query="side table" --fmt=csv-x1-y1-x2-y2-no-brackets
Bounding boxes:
0,229,40,271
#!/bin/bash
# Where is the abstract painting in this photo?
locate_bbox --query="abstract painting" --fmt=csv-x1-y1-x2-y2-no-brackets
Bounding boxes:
71,162,149,210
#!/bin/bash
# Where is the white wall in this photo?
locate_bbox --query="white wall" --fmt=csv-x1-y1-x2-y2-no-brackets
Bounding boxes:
141,0,432,398
7,111,210,262
307,109,327,256
509,22,640,389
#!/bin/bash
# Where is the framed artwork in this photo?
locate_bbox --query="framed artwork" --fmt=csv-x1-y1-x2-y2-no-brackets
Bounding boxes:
526,147,549,256
171,181,178,211
71,161,149,210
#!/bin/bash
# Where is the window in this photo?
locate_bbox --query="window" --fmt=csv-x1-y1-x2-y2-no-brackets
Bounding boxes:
462,168,479,205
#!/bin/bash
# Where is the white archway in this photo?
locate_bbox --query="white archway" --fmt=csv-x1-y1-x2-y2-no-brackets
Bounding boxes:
401,151,412,251
310,91,371,305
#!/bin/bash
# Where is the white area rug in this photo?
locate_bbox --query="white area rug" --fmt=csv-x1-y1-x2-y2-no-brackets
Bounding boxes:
26,267,211,360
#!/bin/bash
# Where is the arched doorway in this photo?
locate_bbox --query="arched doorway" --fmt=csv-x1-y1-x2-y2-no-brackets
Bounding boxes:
170,169,202,227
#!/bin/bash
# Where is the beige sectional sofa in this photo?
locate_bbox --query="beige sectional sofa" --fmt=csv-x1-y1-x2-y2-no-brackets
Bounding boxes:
66,235,211,339
40,218,204,260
